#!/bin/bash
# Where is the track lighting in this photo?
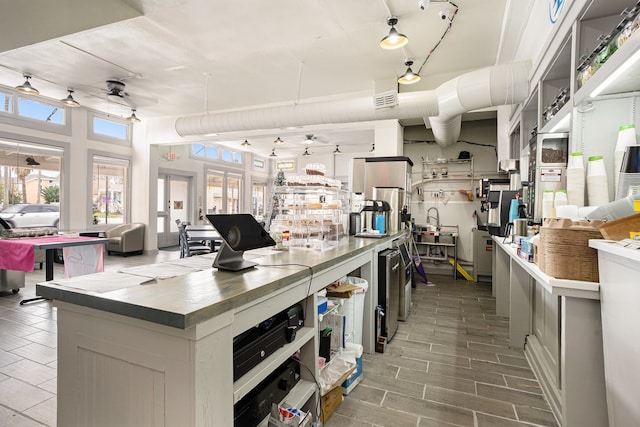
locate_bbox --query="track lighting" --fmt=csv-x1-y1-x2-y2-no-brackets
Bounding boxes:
126,108,141,123
333,145,342,155
380,17,408,50
241,139,251,146
15,74,39,95
303,147,311,156
60,89,80,107
398,60,421,84
273,137,284,144
270,148,277,157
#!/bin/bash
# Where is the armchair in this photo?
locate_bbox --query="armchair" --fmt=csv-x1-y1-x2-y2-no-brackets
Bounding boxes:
105,223,145,256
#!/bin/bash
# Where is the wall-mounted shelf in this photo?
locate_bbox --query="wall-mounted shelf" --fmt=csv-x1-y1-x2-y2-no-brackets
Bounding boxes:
419,158,475,202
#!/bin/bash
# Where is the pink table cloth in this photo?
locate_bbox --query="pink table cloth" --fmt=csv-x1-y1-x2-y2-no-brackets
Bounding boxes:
0,236,105,273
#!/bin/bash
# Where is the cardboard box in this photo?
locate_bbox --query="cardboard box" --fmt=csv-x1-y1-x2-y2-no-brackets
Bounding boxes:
321,384,343,423
326,282,361,298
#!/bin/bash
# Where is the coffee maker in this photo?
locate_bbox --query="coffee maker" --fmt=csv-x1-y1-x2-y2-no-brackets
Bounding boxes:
350,156,413,230
487,190,518,236
359,200,391,234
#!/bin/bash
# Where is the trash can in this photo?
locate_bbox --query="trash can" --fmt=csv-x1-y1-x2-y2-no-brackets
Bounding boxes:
341,277,368,346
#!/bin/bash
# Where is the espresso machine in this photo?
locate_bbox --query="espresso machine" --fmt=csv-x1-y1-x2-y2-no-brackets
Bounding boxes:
487,190,518,236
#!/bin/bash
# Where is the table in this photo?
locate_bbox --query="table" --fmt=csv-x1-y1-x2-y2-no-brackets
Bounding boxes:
35,234,399,426
0,236,107,304
492,237,607,427
185,224,223,251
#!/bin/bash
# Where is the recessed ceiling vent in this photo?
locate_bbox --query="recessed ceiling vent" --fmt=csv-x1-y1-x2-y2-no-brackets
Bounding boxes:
373,90,398,110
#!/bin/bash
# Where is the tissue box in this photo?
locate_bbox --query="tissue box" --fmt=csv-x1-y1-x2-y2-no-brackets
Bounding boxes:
519,239,535,262
342,356,363,395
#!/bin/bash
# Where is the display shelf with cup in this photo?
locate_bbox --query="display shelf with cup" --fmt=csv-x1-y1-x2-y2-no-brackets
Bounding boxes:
587,155,610,206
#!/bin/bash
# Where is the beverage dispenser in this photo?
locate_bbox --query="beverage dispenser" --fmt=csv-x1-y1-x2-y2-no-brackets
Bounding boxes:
528,132,569,221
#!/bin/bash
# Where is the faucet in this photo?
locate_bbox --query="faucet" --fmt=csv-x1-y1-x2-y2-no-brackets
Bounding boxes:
426,207,441,231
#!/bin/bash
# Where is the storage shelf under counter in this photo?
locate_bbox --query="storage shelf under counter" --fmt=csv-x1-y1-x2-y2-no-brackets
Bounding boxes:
36,235,400,427
492,237,607,427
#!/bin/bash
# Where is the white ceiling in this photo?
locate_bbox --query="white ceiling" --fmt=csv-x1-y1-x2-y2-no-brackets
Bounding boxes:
0,0,527,158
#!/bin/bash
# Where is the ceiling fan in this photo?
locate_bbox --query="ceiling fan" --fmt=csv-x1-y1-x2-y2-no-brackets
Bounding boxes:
77,78,157,108
302,134,330,145
104,79,155,107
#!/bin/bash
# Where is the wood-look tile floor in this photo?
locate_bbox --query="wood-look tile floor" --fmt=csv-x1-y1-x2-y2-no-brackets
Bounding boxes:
0,252,558,426
325,276,559,427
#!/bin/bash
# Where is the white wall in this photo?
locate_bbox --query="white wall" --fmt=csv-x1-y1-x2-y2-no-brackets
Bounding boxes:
403,119,503,273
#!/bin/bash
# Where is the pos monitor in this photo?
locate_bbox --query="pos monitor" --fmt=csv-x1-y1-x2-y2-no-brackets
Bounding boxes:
206,214,275,271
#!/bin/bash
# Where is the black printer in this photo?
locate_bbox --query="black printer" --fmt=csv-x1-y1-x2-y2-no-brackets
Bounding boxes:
233,303,304,381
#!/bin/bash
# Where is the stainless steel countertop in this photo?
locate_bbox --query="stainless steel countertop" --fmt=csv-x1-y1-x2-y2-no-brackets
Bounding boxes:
36,234,403,329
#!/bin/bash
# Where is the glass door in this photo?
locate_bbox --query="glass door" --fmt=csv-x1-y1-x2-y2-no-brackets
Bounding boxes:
206,169,243,215
157,174,191,248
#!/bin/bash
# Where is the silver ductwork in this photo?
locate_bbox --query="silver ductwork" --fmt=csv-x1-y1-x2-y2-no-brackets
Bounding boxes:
428,61,531,146
175,91,439,136
175,61,530,147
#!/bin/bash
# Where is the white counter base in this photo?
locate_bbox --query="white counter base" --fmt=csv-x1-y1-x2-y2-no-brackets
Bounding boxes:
493,238,608,427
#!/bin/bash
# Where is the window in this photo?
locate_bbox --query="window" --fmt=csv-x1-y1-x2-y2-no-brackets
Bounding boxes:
18,97,65,124
93,117,127,140
0,140,63,226
0,91,13,114
254,158,265,170
206,170,243,214
252,181,267,219
91,155,130,225
87,113,130,145
190,142,243,165
276,160,295,170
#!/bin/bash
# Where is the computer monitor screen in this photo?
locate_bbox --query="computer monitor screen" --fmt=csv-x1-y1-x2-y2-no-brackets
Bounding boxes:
206,214,275,251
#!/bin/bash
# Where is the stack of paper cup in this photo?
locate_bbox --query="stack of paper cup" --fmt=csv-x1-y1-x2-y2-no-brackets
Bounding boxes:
587,155,610,206
555,190,568,209
542,190,555,219
566,152,585,207
614,125,638,191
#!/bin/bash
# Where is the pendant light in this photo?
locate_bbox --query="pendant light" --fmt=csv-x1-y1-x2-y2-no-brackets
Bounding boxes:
379,17,408,50
60,89,80,107
241,139,251,147
398,60,421,85
126,108,141,123
15,74,39,95
273,137,284,144
302,147,311,156
333,145,342,155
270,148,277,157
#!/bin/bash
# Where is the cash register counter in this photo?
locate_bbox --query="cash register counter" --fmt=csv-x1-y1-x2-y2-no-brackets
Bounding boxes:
492,237,608,427
37,234,400,427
